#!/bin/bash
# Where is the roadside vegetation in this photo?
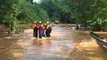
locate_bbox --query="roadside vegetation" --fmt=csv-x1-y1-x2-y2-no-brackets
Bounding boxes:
0,0,107,35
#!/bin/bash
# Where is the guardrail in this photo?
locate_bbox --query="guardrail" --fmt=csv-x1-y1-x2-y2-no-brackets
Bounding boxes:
90,32,107,50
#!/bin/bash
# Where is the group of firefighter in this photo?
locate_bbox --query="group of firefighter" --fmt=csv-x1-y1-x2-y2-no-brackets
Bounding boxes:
32,21,52,39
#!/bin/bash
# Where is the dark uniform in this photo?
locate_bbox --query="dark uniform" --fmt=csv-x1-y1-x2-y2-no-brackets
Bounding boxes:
32,22,37,38
46,24,52,37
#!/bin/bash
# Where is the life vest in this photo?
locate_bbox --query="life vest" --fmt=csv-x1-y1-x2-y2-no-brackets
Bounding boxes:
32,23,37,29
39,25,44,31
43,25,47,30
36,23,40,29
46,24,52,31
36,23,44,30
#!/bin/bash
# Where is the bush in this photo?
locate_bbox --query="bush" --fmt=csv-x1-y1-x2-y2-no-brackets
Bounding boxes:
15,27,24,34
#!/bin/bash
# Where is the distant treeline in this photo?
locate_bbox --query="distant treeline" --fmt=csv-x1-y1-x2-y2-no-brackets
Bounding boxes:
0,0,107,34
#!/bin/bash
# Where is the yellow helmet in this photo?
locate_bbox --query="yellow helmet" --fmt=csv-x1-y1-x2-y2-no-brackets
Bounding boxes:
34,21,36,23
46,21,49,24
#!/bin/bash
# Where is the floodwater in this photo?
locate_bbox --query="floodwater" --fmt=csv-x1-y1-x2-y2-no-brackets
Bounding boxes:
0,25,74,60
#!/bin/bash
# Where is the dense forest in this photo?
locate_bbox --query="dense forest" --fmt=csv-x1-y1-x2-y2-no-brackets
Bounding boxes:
0,0,107,34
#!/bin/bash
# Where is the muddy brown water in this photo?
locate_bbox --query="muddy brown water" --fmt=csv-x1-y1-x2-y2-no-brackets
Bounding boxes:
0,25,74,60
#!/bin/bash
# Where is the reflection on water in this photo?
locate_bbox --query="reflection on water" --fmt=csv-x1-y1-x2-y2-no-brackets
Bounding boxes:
22,39,73,60
33,39,51,48
0,25,74,60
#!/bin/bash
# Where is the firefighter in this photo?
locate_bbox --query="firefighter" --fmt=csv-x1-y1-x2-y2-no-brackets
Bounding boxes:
36,21,44,38
46,22,52,37
43,22,47,37
32,21,37,38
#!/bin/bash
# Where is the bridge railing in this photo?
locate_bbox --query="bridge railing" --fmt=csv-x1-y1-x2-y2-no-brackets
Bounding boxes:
90,32,107,50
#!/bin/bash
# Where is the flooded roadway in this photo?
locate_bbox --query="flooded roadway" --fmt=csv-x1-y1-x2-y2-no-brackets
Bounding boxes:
0,25,74,60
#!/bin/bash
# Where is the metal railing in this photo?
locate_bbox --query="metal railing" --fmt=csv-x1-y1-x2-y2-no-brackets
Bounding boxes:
90,32,107,50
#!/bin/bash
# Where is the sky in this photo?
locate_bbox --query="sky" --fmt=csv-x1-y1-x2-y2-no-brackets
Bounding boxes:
33,0,40,3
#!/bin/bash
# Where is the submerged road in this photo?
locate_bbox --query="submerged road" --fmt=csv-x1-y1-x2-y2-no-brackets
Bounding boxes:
0,25,74,60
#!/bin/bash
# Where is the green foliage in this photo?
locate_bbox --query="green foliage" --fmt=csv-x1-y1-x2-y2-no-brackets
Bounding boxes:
0,0,49,34
40,0,62,21
65,0,107,31
1,0,107,32
40,0,107,31
17,0,49,24
15,27,24,34
0,0,19,33
40,0,76,23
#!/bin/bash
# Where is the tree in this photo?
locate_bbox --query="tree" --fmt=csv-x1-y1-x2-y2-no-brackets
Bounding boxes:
17,0,49,23
40,0,76,23
51,0,107,31
40,0,62,21
0,0,19,33
70,0,107,31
